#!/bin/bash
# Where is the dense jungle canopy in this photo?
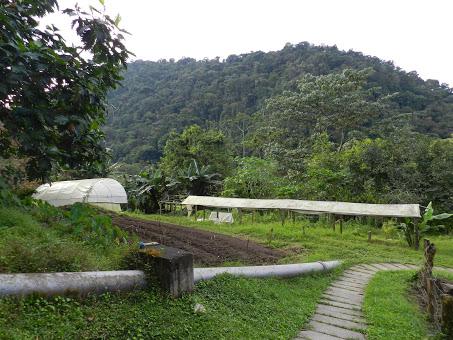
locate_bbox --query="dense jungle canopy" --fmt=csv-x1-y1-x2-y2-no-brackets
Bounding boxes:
106,42,453,163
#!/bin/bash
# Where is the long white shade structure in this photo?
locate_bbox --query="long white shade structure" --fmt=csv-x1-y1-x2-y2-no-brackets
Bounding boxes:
182,195,420,218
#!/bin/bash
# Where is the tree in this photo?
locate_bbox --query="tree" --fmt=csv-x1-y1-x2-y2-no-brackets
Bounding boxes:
159,125,232,178
222,157,282,199
220,112,254,157
258,68,387,153
0,0,131,181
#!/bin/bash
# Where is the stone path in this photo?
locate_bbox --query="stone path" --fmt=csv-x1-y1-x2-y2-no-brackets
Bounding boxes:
296,263,420,340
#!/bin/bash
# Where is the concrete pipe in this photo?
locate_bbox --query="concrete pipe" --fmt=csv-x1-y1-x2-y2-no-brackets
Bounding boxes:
0,261,340,298
0,270,147,297
193,261,341,282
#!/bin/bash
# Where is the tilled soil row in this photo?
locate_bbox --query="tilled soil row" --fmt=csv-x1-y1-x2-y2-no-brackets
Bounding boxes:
112,215,284,266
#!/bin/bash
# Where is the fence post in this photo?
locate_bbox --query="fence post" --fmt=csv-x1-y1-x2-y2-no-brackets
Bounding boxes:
331,214,336,231
442,294,453,337
414,218,420,250
280,209,285,226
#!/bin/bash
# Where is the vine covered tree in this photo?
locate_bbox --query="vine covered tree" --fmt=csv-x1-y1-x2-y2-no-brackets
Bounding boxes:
159,125,232,178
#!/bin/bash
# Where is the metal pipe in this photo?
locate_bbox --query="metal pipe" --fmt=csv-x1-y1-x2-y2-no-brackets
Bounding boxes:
193,261,341,282
0,270,147,297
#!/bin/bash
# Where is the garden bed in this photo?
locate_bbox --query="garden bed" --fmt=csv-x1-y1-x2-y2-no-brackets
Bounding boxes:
112,214,284,266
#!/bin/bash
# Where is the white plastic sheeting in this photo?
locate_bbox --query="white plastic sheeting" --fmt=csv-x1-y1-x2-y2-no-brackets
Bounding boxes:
208,212,234,224
33,178,127,210
182,196,420,218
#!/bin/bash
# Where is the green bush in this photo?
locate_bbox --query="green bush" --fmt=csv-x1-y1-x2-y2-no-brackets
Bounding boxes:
382,220,400,239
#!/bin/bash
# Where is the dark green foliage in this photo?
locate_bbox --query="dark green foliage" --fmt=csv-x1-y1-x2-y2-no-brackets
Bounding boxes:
275,132,452,212
106,43,453,163
159,125,232,177
0,0,131,181
124,167,167,213
222,157,283,198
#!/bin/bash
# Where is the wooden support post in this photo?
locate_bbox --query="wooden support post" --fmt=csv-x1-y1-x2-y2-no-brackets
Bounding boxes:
368,231,372,242
159,203,162,215
426,278,435,319
203,209,206,221
330,214,335,231
238,208,243,224
193,205,197,221
414,218,420,250
280,209,285,226
339,217,343,234
292,211,296,224
252,209,255,223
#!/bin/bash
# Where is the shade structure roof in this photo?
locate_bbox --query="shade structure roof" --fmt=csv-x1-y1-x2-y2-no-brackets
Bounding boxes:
181,196,421,218
33,178,127,207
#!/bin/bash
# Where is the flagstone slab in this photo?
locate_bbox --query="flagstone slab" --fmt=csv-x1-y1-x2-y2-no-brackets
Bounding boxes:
312,313,367,330
316,304,365,321
297,330,343,340
309,320,366,340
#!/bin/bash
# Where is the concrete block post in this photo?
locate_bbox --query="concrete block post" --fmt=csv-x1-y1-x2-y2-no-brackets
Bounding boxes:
133,244,194,297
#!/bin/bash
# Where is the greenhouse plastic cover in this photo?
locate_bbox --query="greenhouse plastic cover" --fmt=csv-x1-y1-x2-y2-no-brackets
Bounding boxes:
33,178,127,207
182,196,420,218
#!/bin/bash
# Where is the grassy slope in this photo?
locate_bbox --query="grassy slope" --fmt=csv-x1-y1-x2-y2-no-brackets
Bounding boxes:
0,272,337,339
0,205,132,273
126,212,453,267
363,271,428,339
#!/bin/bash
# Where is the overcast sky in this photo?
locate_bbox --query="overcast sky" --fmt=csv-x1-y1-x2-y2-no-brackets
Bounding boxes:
43,0,453,86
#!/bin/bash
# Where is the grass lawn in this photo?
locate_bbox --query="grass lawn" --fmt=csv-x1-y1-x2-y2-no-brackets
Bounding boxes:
125,212,453,268
363,270,429,339
0,272,337,339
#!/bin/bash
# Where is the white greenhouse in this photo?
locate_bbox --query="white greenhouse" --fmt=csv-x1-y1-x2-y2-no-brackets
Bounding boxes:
33,178,128,212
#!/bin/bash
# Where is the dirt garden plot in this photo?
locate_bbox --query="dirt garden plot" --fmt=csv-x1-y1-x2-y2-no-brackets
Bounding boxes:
112,215,284,266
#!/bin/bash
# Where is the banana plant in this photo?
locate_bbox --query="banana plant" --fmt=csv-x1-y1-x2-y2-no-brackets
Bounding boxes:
399,202,452,249
171,159,221,196
124,167,168,213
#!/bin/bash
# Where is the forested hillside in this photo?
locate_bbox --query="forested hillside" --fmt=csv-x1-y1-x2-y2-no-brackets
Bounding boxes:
106,42,453,163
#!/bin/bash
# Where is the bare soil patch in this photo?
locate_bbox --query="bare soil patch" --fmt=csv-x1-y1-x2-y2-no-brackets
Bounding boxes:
112,214,284,266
